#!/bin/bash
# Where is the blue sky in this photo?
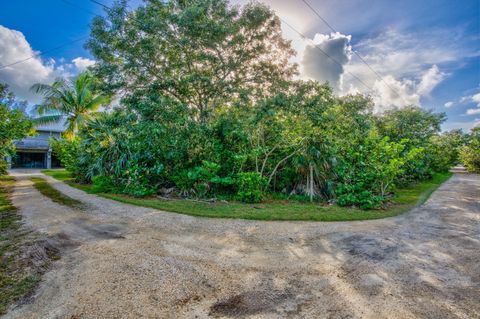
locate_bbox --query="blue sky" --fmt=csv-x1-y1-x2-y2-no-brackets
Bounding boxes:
0,0,479,131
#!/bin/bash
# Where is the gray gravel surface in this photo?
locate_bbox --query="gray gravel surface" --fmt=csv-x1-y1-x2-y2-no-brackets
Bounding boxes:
3,169,479,319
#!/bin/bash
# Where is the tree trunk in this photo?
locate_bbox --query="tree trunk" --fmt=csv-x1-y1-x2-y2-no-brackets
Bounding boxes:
309,163,314,202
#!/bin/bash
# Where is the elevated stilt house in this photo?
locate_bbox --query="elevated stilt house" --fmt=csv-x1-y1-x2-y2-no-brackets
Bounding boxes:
6,121,66,169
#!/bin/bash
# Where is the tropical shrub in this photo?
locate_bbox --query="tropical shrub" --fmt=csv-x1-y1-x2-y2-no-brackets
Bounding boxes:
376,106,446,183
428,130,467,172
0,84,33,174
459,127,480,173
119,161,164,197
335,134,420,209
50,138,87,181
173,161,234,197
91,175,116,193
235,172,267,203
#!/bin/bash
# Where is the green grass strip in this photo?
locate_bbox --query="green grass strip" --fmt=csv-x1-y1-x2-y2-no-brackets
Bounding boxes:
31,177,82,208
0,176,40,314
0,176,15,216
42,169,452,221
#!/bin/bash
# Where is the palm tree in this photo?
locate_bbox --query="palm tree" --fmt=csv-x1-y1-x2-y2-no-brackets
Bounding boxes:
31,72,110,139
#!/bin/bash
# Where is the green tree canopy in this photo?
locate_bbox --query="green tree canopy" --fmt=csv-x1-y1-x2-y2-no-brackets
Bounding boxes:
460,127,480,173
0,84,33,174
86,0,297,120
375,106,446,145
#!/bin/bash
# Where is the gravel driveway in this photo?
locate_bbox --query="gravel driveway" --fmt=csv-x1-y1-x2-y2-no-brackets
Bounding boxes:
3,170,480,319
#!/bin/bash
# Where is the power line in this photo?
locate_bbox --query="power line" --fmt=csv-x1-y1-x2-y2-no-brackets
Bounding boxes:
0,35,89,71
1,0,375,94
89,0,111,11
300,0,405,100
0,0,98,71
86,0,375,93
280,18,374,93
0,0,109,71
61,0,99,16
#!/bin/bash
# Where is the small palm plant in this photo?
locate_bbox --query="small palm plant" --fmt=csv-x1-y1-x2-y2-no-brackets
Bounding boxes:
31,72,110,139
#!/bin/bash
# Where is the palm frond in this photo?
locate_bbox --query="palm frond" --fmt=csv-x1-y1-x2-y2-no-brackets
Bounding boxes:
85,94,110,112
30,71,105,138
32,114,63,125
30,83,54,94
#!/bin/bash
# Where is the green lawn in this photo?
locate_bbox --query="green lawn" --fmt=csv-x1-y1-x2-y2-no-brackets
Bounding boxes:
31,177,82,207
42,169,452,221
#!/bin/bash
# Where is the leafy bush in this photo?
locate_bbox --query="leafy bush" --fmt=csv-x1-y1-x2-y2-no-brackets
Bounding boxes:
174,161,233,197
460,146,480,173
459,127,480,173
50,138,87,181
336,189,384,210
235,172,267,203
0,161,7,176
91,175,116,193
0,84,33,174
334,135,421,209
120,161,164,197
187,161,221,197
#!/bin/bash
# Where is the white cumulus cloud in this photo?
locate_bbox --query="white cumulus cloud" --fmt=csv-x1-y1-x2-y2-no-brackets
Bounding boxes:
472,92,480,107
0,25,62,103
371,75,420,111
444,101,454,108
462,91,480,116
298,29,450,111
0,25,92,104
72,57,95,72
416,65,446,96
301,32,352,91
466,108,480,115
368,65,445,111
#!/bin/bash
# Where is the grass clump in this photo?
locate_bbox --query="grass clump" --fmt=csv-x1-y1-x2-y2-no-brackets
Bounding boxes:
0,176,42,314
43,170,452,221
31,177,82,207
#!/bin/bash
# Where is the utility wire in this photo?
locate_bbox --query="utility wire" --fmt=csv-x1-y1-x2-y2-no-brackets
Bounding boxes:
87,0,375,93
0,0,104,71
0,35,89,70
300,0,405,100
89,0,110,10
2,0,373,94
280,18,374,93
61,0,99,16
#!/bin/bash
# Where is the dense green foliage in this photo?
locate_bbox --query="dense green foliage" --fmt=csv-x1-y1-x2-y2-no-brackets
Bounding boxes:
86,0,296,121
235,172,266,203
0,84,33,174
46,0,473,210
459,127,480,173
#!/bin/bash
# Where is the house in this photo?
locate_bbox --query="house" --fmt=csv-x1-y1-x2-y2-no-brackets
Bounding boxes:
6,120,66,169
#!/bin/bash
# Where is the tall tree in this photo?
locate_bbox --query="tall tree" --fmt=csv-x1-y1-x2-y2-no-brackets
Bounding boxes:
86,0,297,120
31,72,110,139
0,84,33,174
375,106,446,145
460,127,480,173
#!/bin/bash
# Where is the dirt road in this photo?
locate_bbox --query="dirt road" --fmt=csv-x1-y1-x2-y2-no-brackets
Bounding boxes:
3,170,479,319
